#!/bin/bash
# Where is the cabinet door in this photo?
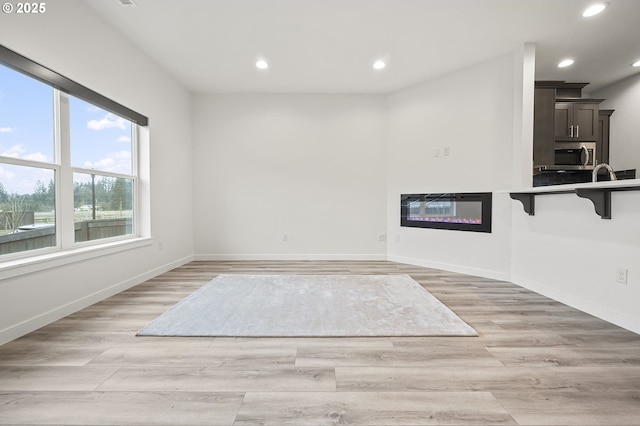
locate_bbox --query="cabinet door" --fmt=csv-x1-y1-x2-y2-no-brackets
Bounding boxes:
573,103,598,141
597,110,614,165
554,102,599,141
533,88,556,166
554,103,572,141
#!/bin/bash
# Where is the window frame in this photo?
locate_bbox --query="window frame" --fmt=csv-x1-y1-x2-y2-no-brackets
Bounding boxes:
0,44,149,268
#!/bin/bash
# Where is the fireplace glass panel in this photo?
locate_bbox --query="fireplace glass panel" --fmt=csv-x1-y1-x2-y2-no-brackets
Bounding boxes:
401,193,492,233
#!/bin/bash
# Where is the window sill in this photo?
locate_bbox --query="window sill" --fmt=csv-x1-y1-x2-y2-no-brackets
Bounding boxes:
0,237,153,281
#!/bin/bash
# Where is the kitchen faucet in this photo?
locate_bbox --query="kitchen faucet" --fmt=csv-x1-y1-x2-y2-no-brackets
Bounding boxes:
592,163,617,182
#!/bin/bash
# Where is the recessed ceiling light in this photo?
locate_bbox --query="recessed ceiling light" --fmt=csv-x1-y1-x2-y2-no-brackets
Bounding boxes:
583,2,607,17
558,59,575,68
632,60,640,67
373,60,386,70
117,0,138,7
256,60,269,70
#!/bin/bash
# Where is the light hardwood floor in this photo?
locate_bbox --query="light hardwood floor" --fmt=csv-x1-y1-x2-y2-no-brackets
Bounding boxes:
1,260,640,425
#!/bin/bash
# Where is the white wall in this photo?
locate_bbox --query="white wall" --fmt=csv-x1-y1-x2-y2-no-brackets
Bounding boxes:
192,94,387,259
0,0,194,344
592,72,640,172
385,53,516,280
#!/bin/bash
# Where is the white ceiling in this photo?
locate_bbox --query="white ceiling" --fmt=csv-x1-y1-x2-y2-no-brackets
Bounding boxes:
84,0,640,94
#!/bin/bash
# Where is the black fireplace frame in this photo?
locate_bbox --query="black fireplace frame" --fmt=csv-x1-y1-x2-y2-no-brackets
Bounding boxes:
400,192,492,233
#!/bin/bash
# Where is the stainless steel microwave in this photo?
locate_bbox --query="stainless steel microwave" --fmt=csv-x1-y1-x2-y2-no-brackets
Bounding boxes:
554,142,596,170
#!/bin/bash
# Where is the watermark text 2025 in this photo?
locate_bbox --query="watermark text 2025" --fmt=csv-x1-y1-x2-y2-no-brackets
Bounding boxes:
2,3,47,14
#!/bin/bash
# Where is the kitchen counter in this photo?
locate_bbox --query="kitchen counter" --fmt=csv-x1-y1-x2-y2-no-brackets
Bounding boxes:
509,179,640,219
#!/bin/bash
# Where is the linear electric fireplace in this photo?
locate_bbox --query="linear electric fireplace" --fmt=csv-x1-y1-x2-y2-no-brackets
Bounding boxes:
401,192,492,233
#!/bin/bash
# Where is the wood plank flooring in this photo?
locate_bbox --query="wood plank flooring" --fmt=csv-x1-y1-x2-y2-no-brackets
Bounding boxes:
1,260,640,425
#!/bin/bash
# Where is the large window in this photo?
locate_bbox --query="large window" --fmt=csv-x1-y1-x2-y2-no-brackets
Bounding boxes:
0,46,147,259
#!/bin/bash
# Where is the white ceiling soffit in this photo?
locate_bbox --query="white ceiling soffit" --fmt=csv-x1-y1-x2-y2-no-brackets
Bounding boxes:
84,0,640,94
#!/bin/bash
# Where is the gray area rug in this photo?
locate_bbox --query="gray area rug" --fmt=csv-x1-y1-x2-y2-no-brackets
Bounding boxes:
137,274,477,337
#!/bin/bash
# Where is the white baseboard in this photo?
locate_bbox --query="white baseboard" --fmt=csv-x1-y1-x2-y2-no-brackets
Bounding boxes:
195,253,388,261
388,254,511,282
0,254,194,346
196,254,509,282
512,274,640,335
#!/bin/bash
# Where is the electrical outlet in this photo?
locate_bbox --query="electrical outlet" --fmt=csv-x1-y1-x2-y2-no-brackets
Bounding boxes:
378,233,386,242
443,146,450,156
616,267,628,284
282,233,288,242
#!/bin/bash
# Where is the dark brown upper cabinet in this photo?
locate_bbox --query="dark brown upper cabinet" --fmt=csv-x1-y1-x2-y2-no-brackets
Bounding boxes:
554,101,600,142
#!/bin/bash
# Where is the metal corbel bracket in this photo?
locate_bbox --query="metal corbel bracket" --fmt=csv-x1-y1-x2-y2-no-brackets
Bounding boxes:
575,188,612,219
509,193,536,215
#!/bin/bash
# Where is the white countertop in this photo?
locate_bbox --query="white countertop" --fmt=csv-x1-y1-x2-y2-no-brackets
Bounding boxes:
507,179,640,194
